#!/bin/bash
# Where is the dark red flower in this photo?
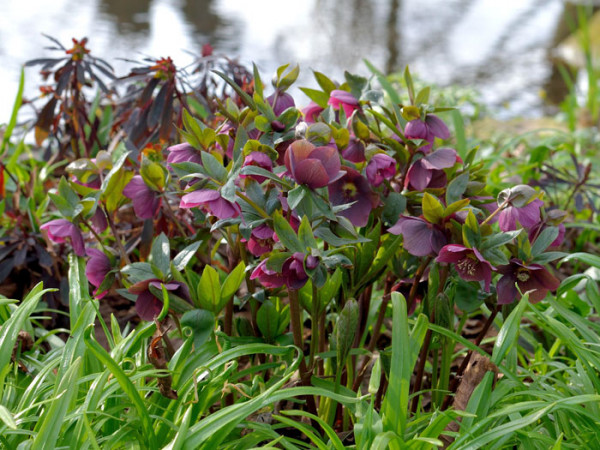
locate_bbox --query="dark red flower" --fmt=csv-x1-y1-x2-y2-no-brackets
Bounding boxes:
404,114,450,153
241,152,273,183
247,224,275,257
41,219,85,257
284,140,344,189
366,153,396,187
497,259,560,304
85,248,112,298
166,143,203,168
250,259,286,289
388,216,447,257
328,166,379,227
405,148,459,191
436,244,495,292
123,176,161,220
342,136,366,163
328,90,360,118
302,102,324,123
129,279,191,321
179,189,239,219
499,199,543,231
281,252,311,290
267,91,296,116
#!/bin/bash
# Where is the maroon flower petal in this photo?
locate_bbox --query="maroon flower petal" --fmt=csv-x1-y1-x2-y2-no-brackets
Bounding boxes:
179,189,221,209
423,148,457,170
425,114,450,140
309,146,341,181
294,159,330,189
406,160,432,191
85,248,111,288
497,274,519,305
135,290,164,321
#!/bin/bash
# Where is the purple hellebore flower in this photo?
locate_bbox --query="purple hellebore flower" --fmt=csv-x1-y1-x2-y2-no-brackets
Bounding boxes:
366,153,396,187
179,189,239,219
388,215,447,257
302,102,324,123
267,91,296,116
90,208,108,234
166,143,203,169
250,259,287,289
241,152,273,184
284,139,344,189
328,90,360,118
498,199,543,232
247,224,275,257
85,248,111,298
405,148,459,191
123,176,161,220
342,136,366,163
129,279,192,321
282,252,319,290
497,259,560,304
41,219,86,257
436,244,495,292
328,166,379,227
404,114,450,153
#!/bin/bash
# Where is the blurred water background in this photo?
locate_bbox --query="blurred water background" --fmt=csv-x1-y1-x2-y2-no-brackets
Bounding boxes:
0,0,584,120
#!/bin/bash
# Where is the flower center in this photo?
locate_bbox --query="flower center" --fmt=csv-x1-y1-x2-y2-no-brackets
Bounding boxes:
457,258,478,276
517,270,530,282
342,182,357,199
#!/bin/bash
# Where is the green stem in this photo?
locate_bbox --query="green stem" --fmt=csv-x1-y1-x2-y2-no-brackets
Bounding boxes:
288,289,308,379
308,282,319,371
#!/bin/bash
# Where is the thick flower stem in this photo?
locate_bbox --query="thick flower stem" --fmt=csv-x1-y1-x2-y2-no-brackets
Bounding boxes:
481,198,509,226
288,289,309,378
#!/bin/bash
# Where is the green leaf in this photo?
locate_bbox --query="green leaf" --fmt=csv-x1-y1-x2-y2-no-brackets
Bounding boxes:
404,66,415,104
0,405,16,430
357,223,381,280
480,230,521,250
320,268,343,311
221,261,246,304
287,185,307,210
491,295,528,366
415,86,430,105
335,299,359,367
201,151,228,183
198,265,222,313
173,240,203,272
314,70,337,94
150,233,171,279
213,70,256,109
140,157,166,191
382,192,406,225
531,226,559,257
422,192,444,224
462,210,481,248
277,64,300,90
559,252,600,269
299,87,330,109
273,210,304,253
298,215,318,250
121,262,155,283
32,358,82,449
257,299,290,341
0,67,24,157
240,165,292,188
181,309,215,349
446,171,470,205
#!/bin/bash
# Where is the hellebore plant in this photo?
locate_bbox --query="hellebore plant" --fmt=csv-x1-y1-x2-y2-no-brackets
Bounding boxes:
37,61,569,445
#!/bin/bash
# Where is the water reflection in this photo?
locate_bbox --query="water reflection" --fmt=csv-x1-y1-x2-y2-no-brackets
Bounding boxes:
0,0,587,119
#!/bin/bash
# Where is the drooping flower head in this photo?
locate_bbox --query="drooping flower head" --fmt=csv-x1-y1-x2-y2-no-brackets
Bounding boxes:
366,153,396,187
436,244,495,292
123,175,161,220
404,114,450,153
497,259,560,304
328,166,379,227
41,219,85,257
247,224,275,257
342,136,366,163
388,216,447,257
85,248,112,298
284,139,344,189
405,148,459,191
129,279,191,321
267,91,296,116
302,102,324,123
499,199,543,232
328,90,360,118
241,152,273,184
179,189,239,219
166,143,203,169
250,259,286,289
